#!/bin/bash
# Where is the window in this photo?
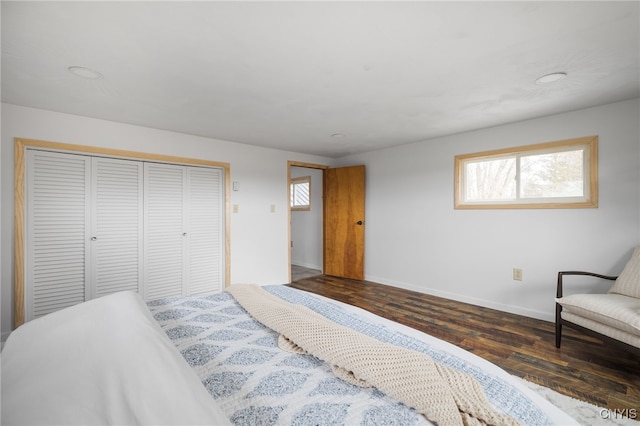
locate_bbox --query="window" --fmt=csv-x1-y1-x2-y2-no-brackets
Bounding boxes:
454,136,598,209
290,176,311,210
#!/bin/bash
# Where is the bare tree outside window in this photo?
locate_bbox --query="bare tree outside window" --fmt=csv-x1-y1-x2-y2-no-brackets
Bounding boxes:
520,150,583,198
454,136,597,209
465,157,516,201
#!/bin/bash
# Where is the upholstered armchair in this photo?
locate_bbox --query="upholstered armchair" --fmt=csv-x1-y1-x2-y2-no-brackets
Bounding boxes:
555,247,640,355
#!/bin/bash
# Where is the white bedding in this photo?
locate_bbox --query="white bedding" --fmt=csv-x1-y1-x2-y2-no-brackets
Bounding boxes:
150,285,579,426
1,286,579,426
1,291,230,426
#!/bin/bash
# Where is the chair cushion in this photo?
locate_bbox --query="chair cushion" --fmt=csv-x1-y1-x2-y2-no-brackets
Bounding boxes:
609,246,640,298
561,311,640,349
556,293,640,337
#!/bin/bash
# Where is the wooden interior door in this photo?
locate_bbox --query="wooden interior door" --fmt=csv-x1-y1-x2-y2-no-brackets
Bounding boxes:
324,165,365,280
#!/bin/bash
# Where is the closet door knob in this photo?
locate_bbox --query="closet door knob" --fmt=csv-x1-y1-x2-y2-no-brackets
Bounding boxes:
91,236,97,241
183,232,188,236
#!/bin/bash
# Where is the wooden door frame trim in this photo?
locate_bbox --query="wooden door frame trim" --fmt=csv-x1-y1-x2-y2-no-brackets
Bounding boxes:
14,137,231,328
287,161,329,283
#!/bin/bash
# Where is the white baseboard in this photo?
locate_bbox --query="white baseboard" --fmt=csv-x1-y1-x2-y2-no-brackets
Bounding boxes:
364,274,554,322
291,262,322,271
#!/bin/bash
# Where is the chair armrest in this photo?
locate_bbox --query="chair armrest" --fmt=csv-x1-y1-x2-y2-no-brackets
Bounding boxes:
556,271,618,298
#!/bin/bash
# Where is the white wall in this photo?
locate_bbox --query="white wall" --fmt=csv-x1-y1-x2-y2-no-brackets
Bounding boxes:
0,103,333,340
336,99,640,321
290,166,323,270
3,100,639,339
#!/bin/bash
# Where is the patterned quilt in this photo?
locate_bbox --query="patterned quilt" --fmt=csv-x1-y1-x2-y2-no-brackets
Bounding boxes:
148,285,556,426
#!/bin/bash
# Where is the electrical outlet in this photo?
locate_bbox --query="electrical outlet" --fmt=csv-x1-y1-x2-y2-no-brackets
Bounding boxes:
513,268,523,281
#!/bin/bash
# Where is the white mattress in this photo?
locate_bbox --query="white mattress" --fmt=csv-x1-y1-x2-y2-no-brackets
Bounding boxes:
1,291,230,425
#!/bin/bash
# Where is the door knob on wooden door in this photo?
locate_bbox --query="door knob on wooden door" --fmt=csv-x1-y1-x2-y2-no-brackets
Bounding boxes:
356,221,364,225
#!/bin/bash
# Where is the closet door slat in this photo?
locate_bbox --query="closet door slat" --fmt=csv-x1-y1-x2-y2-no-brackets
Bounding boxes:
144,163,185,300
186,167,225,295
92,158,144,298
26,151,90,320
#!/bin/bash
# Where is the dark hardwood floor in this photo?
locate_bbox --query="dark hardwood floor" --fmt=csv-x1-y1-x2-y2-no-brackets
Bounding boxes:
287,274,640,413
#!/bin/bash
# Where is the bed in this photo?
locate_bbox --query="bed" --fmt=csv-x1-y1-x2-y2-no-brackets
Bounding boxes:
2,284,578,425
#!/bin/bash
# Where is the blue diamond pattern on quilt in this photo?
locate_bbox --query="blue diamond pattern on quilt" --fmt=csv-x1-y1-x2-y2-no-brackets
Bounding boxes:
207,330,251,341
277,354,324,369
233,319,268,330
362,404,421,426
180,299,216,309
247,371,310,397
221,306,246,315
181,343,226,367
224,348,277,365
150,295,430,425
203,371,253,399
165,325,207,340
309,377,361,396
230,405,285,426
249,335,279,348
153,309,194,321
146,296,180,307
291,403,349,426
148,288,553,426
370,388,387,399
204,293,231,302
191,313,234,323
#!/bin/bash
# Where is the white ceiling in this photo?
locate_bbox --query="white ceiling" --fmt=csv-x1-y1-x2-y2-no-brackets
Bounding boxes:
2,1,639,158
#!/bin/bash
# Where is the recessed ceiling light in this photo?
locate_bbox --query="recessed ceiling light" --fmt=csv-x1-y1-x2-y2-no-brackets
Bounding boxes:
67,66,104,80
536,72,567,85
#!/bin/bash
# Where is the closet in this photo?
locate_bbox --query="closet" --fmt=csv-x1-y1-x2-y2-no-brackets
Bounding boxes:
24,148,225,322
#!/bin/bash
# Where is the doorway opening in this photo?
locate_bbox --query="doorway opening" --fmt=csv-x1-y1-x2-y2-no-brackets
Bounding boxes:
287,161,366,283
288,161,328,283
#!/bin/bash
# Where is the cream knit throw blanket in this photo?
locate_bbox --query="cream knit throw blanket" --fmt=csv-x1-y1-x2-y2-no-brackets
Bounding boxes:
227,285,519,426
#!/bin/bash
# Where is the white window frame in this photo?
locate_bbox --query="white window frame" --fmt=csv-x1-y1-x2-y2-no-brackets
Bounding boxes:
454,136,598,209
290,175,311,211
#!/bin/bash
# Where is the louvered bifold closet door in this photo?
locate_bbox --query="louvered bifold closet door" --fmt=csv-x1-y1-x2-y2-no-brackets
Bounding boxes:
144,163,186,300
186,167,225,295
91,158,143,298
26,150,91,321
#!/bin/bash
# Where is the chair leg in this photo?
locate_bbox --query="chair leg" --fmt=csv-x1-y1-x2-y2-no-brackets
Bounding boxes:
555,303,562,348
